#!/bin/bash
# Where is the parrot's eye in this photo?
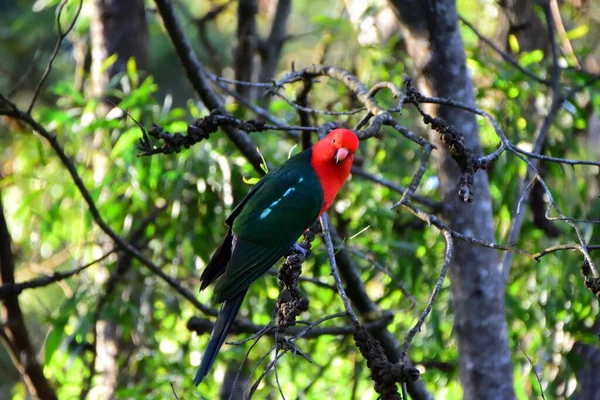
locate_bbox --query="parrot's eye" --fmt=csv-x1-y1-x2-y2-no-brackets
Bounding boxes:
332,138,336,143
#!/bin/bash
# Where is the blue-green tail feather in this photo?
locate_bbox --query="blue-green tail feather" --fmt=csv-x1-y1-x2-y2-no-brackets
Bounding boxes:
193,289,247,386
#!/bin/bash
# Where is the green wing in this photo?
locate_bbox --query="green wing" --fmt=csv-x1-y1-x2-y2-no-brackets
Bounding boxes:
213,150,323,302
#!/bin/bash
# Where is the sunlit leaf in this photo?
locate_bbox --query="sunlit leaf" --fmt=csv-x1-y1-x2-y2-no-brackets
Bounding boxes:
111,127,143,158
566,24,589,40
518,50,544,67
44,326,63,366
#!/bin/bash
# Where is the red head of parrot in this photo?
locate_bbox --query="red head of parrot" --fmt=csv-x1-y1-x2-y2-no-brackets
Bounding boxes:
310,128,359,216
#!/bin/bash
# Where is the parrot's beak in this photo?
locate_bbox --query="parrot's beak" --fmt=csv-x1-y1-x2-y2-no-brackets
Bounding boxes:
335,148,350,164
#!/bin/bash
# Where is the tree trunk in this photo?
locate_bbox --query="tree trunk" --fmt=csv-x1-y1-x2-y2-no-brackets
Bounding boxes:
90,0,148,98
87,1,148,398
235,0,258,101
0,194,57,400
258,0,291,84
389,1,515,398
497,0,549,54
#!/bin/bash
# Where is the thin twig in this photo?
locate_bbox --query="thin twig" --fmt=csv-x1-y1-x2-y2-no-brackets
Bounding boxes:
258,0,291,86
28,0,83,113
229,325,273,400
391,145,434,209
187,312,391,341
273,348,287,400
79,206,166,399
517,343,546,400
400,199,533,258
247,347,285,398
402,383,408,400
194,1,232,73
459,16,550,86
549,0,581,68
170,382,180,400
291,312,349,341
320,214,361,327
343,247,417,313
533,244,600,260
0,250,114,299
210,77,300,137
0,95,215,317
8,50,41,98
401,231,453,361
351,167,440,211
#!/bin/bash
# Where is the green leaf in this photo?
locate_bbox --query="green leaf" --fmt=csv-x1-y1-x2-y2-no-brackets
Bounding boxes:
187,99,203,119
166,121,188,133
508,34,520,53
112,127,143,158
591,91,600,115
566,25,589,40
518,50,544,67
101,54,118,73
44,326,64,366
312,15,343,27
37,109,73,126
269,99,292,114
287,144,297,159
127,57,139,87
32,0,63,12
243,176,260,185
166,108,187,121
50,81,85,105
119,77,158,109
257,147,269,173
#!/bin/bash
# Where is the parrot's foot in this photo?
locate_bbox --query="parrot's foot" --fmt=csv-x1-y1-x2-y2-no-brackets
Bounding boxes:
291,243,309,258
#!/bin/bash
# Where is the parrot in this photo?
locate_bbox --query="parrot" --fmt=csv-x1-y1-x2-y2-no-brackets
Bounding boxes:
193,128,359,386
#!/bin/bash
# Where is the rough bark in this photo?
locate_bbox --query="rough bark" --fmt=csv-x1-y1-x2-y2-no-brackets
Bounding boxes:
88,321,120,400
571,184,600,399
235,0,258,101
497,0,549,54
570,325,600,399
87,1,148,398
496,1,559,239
389,1,515,398
0,193,58,400
90,0,148,98
588,114,600,198
258,0,291,84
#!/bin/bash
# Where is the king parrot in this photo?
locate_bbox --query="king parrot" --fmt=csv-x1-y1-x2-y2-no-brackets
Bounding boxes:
194,128,359,385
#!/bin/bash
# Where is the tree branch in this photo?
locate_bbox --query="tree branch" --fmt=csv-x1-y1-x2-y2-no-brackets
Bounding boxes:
186,313,392,339
0,193,58,400
0,94,215,317
152,0,265,172
400,231,453,361
258,0,292,84
27,0,83,113
459,15,550,86
501,0,570,279
330,225,432,400
0,250,114,300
